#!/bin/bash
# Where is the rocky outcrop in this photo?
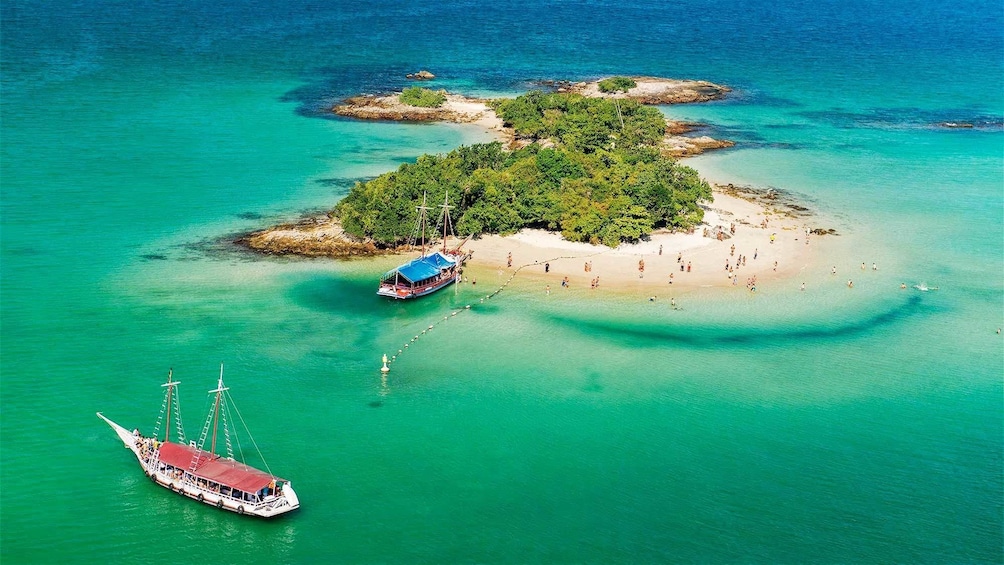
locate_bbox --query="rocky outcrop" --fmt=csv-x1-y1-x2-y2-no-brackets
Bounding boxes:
715,183,838,233
566,77,730,104
663,135,735,158
406,70,435,80
234,216,390,258
658,120,734,157
334,94,495,124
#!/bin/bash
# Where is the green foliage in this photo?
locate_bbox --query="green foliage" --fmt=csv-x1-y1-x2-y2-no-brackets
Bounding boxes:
491,91,665,158
336,92,713,247
399,87,447,108
597,76,637,93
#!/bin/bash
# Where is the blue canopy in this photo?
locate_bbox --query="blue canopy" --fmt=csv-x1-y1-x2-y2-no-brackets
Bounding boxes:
387,252,456,284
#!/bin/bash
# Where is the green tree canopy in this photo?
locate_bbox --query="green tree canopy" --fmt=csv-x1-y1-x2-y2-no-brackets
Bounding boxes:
598,76,638,93
335,92,713,247
399,87,447,108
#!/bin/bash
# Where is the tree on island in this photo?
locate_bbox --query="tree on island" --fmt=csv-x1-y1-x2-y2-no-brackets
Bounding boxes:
597,76,637,93
399,87,447,108
335,91,712,247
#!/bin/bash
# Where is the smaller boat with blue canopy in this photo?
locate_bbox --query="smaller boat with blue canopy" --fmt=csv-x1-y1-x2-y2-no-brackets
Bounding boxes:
377,192,469,299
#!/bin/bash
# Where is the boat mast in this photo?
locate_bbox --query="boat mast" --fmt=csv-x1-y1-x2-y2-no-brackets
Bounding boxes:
417,192,429,257
440,192,453,253
208,363,229,456
160,368,180,443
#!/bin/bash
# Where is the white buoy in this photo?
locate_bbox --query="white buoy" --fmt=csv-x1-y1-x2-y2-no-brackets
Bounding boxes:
381,354,390,373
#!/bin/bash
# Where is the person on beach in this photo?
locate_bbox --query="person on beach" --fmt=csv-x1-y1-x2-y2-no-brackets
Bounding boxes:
686,261,691,272
773,261,778,272
800,282,805,291
832,266,837,275
677,252,682,263
638,258,645,278
730,244,735,256
861,262,866,270
754,249,758,260
670,297,676,308
770,233,776,244
659,244,663,256
847,280,854,288
872,263,878,271
545,262,550,273
507,252,512,267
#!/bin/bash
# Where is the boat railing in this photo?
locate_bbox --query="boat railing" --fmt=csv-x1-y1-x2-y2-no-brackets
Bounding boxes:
411,271,460,291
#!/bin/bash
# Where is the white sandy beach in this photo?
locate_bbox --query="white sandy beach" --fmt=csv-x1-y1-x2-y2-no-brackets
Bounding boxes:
460,190,819,296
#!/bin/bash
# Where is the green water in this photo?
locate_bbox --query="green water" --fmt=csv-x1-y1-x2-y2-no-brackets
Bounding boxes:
2,1,1002,562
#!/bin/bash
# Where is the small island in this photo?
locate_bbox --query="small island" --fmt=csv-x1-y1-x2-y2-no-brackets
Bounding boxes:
333,76,734,157
239,76,834,293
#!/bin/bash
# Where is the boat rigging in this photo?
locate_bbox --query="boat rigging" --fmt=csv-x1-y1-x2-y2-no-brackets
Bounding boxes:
97,364,299,518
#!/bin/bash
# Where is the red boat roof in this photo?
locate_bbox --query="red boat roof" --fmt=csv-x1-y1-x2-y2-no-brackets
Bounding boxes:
158,441,281,493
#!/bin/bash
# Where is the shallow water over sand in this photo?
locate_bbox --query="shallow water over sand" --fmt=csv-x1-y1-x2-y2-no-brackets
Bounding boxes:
2,0,1001,562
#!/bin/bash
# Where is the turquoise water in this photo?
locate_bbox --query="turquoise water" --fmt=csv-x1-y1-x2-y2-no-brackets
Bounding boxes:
2,1,1002,562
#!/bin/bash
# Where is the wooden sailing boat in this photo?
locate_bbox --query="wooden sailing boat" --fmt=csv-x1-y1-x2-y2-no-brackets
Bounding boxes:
97,364,299,518
377,192,470,299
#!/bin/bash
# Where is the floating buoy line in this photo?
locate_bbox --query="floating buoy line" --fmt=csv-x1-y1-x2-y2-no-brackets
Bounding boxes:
380,252,601,373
